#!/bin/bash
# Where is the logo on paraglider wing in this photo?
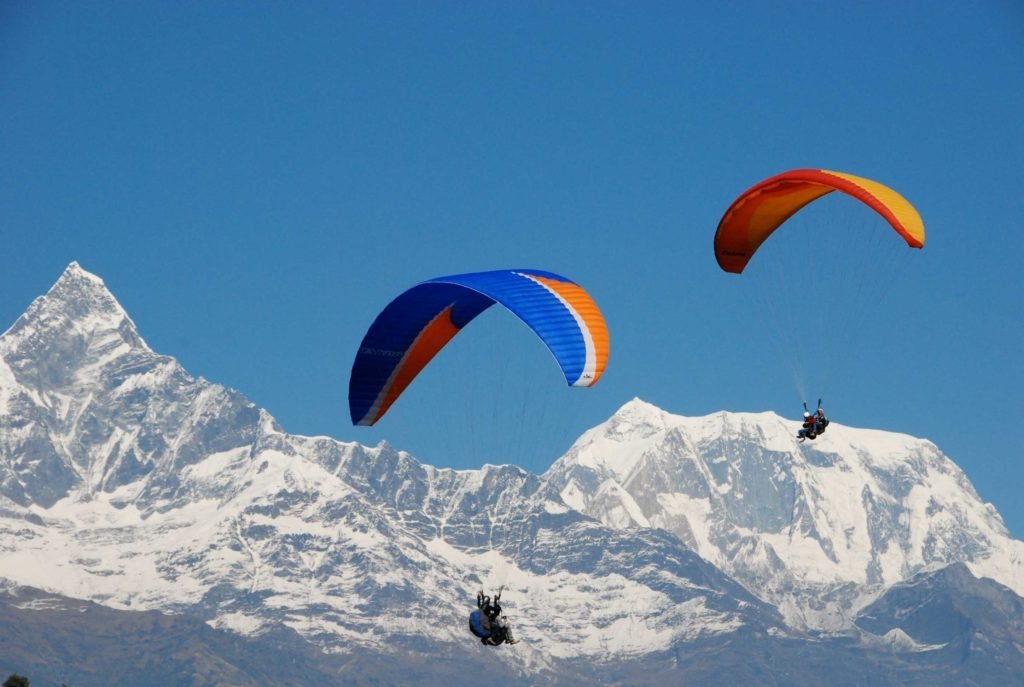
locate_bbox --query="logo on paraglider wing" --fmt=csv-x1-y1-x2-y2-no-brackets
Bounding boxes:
360,347,404,358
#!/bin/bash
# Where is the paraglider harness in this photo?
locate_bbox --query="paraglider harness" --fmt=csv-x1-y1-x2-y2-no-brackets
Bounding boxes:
469,586,517,646
797,400,829,442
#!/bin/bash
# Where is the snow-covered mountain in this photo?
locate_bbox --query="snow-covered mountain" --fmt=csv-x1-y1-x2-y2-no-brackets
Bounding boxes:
545,399,1024,630
1,263,1022,686
0,264,781,664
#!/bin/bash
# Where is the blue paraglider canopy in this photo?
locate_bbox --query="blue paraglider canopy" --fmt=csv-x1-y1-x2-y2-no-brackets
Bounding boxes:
349,269,610,426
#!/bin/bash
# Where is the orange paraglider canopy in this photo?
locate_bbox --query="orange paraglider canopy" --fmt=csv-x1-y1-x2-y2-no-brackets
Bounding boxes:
714,169,925,274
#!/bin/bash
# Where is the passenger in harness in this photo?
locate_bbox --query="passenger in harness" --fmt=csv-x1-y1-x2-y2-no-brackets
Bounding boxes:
468,587,519,646
797,400,829,442
797,410,818,442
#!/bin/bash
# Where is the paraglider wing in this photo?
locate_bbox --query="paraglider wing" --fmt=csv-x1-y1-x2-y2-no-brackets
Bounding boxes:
714,169,926,274
348,269,610,426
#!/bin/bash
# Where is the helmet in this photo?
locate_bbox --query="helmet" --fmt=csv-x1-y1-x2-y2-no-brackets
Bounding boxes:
803,411,811,418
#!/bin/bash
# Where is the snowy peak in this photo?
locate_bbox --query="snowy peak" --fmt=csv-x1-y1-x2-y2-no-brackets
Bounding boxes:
0,262,265,508
544,404,1023,630
555,398,668,482
555,402,791,484
1,262,150,389
608,397,667,430
553,403,958,489
21,261,137,337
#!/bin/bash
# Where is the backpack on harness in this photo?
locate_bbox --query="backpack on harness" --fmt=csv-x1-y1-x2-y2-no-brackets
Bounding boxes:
469,610,490,639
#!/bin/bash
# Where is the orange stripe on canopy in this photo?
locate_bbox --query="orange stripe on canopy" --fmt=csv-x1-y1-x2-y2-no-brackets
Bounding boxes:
523,274,609,385
367,305,460,425
714,169,925,274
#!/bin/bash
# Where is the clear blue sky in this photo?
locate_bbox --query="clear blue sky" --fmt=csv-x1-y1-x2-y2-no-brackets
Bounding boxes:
2,2,1022,534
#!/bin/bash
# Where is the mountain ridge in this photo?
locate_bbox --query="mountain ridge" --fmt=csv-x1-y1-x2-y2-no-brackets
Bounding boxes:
1,262,1022,685
545,396,1023,629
